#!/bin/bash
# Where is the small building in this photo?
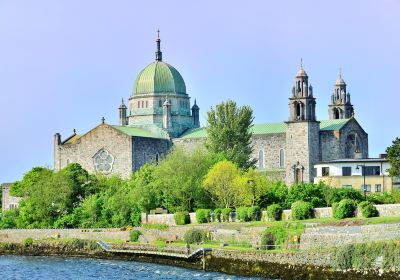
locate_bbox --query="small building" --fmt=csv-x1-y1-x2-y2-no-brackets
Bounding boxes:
1,183,21,211
314,157,399,192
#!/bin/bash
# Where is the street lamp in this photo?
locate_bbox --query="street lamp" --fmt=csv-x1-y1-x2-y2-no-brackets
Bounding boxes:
356,163,367,200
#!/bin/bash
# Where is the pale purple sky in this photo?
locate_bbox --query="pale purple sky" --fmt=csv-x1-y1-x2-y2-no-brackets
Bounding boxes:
0,1,399,182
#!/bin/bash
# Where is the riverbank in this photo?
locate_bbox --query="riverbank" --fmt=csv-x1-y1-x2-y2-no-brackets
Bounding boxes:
1,239,399,280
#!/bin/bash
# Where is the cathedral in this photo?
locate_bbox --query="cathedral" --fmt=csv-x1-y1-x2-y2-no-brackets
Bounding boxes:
54,33,368,185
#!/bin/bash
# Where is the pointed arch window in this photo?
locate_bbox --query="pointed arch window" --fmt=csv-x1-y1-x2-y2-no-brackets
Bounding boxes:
279,149,285,168
258,150,264,169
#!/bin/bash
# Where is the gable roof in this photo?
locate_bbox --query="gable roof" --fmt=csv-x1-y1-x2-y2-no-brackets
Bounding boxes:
112,125,164,139
179,119,351,139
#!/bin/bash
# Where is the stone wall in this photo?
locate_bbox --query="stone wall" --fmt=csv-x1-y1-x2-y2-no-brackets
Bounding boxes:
132,137,171,171
0,228,130,243
56,124,133,178
251,133,286,170
1,183,21,211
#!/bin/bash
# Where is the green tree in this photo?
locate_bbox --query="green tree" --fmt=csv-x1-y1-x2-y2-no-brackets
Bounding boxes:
386,137,400,177
153,147,221,212
206,100,256,170
10,167,53,197
203,160,242,208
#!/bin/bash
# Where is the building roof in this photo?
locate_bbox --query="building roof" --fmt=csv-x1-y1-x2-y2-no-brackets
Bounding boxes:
132,61,186,96
179,119,350,139
112,125,164,139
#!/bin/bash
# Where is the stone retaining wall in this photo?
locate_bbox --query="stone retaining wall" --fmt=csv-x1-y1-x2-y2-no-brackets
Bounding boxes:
0,228,130,243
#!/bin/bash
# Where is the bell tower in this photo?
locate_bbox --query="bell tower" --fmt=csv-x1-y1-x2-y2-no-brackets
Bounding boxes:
285,60,320,185
328,69,354,119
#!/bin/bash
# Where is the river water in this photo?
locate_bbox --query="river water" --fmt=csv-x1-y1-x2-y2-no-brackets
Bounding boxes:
0,255,266,280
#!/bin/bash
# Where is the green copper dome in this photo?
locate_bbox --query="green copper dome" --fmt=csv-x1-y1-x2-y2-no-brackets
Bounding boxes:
132,61,186,96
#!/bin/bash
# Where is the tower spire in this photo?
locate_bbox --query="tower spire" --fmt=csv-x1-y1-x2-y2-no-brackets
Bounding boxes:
155,29,162,61
339,67,342,79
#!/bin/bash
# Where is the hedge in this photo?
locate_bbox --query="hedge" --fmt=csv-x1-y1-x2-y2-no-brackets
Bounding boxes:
174,211,190,225
267,204,283,221
195,209,211,223
333,199,355,219
221,208,232,222
213,208,222,222
291,201,313,220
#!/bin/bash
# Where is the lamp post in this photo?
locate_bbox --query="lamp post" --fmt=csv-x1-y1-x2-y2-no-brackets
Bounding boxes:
356,163,367,200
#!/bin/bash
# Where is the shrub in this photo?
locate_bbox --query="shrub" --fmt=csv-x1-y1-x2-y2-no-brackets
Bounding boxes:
184,228,206,244
247,206,261,221
260,232,275,250
236,207,250,222
174,211,190,225
213,208,222,222
221,208,231,222
358,201,378,218
267,204,283,221
333,199,355,219
195,209,211,224
130,230,142,242
291,201,313,220
367,192,395,205
325,188,364,206
333,244,355,269
23,237,33,247
260,222,304,250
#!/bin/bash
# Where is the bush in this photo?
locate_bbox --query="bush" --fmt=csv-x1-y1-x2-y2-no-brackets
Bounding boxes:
291,201,313,220
325,188,364,206
23,237,33,247
267,204,283,221
260,222,304,250
358,201,378,218
333,199,355,219
213,208,222,222
130,230,142,242
286,183,326,208
195,209,211,224
184,228,207,244
236,207,250,222
221,208,231,222
247,206,261,221
367,192,395,205
174,211,190,225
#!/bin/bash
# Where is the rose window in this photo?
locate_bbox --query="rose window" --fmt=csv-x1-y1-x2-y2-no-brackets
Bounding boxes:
93,149,114,173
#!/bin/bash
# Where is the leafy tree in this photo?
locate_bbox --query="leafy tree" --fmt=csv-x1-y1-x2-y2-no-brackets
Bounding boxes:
259,180,288,209
206,100,256,170
154,147,220,212
0,209,18,229
203,160,243,208
239,168,269,206
386,137,400,177
10,167,53,197
286,182,327,208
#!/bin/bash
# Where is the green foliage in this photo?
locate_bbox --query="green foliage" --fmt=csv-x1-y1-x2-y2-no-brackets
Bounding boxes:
174,211,190,225
259,180,288,209
247,206,261,221
386,137,400,177
130,230,142,242
260,222,304,250
291,201,313,220
10,167,53,197
333,241,400,271
221,208,231,222
23,237,33,247
324,188,364,206
358,201,378,218
203,160,242,208
195,209,211,224
206,100,256,170
142,223,169,230
183,228,207,244
0,209,17,229
236,207,250,222
367,192,396,205
286,183,326,208
333,199,355,219
213,208,222,222
267,204,283,221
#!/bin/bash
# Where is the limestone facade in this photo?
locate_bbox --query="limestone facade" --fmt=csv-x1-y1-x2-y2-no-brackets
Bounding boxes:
1,183,21,211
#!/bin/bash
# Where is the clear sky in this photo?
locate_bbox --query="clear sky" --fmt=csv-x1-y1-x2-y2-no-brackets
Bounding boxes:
0,0,399,183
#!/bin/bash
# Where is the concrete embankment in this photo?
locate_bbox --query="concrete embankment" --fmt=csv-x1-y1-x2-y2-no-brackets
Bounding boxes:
1,240,399,280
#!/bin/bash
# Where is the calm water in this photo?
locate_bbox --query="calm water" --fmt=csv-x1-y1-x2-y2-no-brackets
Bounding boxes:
0,255,266,280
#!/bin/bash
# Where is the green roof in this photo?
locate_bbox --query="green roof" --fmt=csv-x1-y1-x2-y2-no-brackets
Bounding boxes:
319,119,349,131
112,125,161,139
179,119,350,139
132,61,186,96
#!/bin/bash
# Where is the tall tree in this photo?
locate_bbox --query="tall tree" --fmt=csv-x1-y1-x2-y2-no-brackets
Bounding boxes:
206,100,256,170
386,137,400,177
